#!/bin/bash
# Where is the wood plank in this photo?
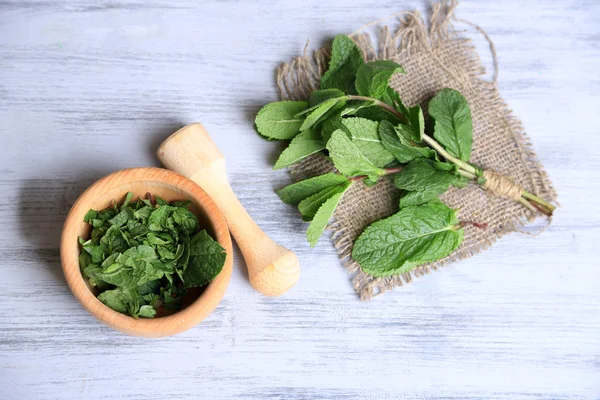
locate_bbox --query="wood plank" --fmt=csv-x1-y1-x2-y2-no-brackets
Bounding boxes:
0,0,599,398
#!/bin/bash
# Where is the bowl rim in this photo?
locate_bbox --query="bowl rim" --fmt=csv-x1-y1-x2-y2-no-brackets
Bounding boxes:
60,167,233,337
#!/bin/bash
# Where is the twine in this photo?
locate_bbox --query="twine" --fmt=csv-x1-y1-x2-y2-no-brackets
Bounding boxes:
453,17,499,86
482,170,523,201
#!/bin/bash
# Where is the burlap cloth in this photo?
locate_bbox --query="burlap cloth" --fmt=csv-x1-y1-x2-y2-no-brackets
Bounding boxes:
275,1,557,300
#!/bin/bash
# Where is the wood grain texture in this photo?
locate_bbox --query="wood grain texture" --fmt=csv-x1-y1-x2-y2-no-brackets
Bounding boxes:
0,0,599,399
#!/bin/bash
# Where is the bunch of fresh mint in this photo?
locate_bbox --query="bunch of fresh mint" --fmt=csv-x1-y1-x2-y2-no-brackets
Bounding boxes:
254,34,555,277
79,192,226,318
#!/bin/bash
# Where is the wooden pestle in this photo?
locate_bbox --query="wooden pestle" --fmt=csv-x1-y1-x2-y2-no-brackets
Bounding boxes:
157,123,300,296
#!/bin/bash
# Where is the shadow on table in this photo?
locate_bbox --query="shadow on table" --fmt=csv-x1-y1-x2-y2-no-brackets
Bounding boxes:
17,167,114,284
16,121,193,287
146,120,184,164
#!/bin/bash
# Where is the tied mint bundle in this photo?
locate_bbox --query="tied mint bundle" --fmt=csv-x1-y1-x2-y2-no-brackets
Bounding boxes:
256,3,557,299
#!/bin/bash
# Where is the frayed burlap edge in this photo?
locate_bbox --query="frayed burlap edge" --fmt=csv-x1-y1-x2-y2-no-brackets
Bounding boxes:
276,1,557,300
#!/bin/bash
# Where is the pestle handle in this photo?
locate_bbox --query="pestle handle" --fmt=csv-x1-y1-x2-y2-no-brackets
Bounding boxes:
157,123,300,296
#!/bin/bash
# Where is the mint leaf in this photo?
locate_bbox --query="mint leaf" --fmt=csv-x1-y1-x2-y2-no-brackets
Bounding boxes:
83,209,98,224
326,130,386,181
137,280,161,296
138,305,156,318
409,106,425,141
300,97,346,131
308,89,346,107
393,159,465,207
101,225,128,254
354,105,400,123
343,97,391,121
429,88,473,161
355,60,405,99
274,129,325,170
80,193,226,318
393,159,460,192
381,87,424,142
116,288,141,317
126,220,148,238
97,263,135,288
431,162,469,188
82,242,104,263
155,196,169,206
255,101,308,140
340,100,374,117
298,181,351,221
452,175,470,188
397,172,469,206
295,89,348,118
396,122,419,143
381,88,424,140
79,251,92,271
171,207,199,234
379,120,436,163
148,206,173,231
98,289,128,314
352,200,464,276
321,34,364,94
382,87,409,116
398,189,446,207
363,178,379,187
306,183,351,247
122,192,134,207
320,113,349,142
122,244,159,263
276,173,350,205
396,105,425,142
342,117,395,167
183,230,227,289
108,207,133,227
133,206,153,221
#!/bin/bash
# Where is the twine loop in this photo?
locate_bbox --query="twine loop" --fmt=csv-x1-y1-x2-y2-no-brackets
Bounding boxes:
482,170,523,201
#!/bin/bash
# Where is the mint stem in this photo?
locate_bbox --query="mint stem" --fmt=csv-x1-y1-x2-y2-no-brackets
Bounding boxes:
517,197,538,213
421,135,481,176
347,95,409,124
383,166,403,175
349,175,367,182
145,192,155,206
522,191,556,214
457,169,477,180
526,198,553,216
460,221,488,230
349,166,403,182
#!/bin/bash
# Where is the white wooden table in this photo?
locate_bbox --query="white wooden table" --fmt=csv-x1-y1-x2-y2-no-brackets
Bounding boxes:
1,1,599,399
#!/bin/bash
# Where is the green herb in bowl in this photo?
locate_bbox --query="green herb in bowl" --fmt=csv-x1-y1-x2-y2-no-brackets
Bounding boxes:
78,192,226,319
